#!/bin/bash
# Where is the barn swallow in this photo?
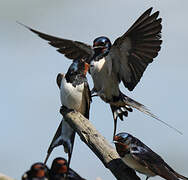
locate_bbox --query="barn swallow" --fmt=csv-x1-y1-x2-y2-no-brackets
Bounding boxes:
50,157,86,180
22,162,49,180
44,59,91,171
18,7,181,136
113,132,188,180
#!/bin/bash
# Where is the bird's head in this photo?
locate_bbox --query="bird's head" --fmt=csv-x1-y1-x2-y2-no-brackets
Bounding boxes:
93,36,111,59
30,162,49,178
67,59,90,77
113,133,133,157
50,157,68,175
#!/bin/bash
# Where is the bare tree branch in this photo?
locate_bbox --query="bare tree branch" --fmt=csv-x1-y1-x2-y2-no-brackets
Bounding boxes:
60,107,141,180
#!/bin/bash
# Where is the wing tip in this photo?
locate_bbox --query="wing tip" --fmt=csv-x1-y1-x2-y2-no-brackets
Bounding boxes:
147,7,160,14
16,21,31,30
16,21,42,35
146,7,153,14
153,10,160,17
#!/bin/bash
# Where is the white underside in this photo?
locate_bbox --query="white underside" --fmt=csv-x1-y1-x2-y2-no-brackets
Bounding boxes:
90,57,119,100
57,77,85,152
60,77,84,111
122,154,155,177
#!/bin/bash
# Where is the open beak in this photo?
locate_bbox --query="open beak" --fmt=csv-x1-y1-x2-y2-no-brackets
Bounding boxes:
93,45,104,49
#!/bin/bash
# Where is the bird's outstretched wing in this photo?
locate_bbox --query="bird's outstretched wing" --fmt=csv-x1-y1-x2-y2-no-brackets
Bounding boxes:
109,7,162,91
18,22,94,62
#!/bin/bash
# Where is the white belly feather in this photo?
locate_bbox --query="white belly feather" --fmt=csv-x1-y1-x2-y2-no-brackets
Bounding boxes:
90,57,119,101
60,77,84,111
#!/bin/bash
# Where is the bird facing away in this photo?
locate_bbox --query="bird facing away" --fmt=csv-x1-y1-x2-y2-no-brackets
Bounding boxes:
19,7,182,136
22,162,49,180
44,59,91,171
113,132,188,180
49,157,86,180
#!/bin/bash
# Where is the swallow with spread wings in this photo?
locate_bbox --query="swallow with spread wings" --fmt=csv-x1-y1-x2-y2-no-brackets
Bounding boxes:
19,7,182,136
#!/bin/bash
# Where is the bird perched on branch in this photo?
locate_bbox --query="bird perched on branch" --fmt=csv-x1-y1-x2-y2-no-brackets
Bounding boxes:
18,7,181,136
44,59,91,171
49,157,86,180
22,162,49,180
114,132,188,180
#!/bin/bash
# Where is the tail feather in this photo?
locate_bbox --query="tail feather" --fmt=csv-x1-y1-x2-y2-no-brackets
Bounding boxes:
120,93,183,135
67,132,76,174
44,118,76,166
176,173,188,180
44,120,63,164
163,162,188,180
110,105,132,137
111,106,129,121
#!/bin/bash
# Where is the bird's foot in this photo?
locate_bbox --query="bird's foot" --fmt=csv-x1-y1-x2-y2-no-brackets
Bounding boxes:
60,105,75,115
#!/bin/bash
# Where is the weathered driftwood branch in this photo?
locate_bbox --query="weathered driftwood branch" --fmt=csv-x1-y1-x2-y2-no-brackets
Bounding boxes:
60,107,140,180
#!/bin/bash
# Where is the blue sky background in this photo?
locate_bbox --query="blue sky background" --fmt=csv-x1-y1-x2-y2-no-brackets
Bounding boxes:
0,1,188,179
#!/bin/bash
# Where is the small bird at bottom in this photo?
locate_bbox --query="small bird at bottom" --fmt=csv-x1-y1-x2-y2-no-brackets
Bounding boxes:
22,162,49,180
49,157,86,180
114,132,188,180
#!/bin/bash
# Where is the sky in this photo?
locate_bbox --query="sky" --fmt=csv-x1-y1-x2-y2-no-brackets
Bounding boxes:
0,0,188,180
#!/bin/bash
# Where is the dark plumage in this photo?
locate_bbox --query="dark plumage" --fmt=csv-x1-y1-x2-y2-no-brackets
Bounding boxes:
49,157,86,180
114,132,188,180
22,162,49,180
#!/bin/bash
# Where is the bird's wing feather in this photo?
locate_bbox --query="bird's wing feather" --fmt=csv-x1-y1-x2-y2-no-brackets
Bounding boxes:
83,82,92,119
131,143,179,180
130,142,164,166
109,7,162,91
19,22,94,62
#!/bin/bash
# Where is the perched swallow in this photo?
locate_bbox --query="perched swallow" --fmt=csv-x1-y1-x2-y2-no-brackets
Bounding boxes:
44,59,91,170
19,7,181,136
49,157,86,180
22,162,49,180
114,132,188,180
